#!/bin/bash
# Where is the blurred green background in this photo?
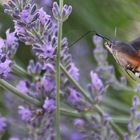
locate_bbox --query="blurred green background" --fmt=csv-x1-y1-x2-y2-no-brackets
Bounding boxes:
1,0,140,133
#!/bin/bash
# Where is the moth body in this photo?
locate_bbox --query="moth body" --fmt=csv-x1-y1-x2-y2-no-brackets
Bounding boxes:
104,38,140,78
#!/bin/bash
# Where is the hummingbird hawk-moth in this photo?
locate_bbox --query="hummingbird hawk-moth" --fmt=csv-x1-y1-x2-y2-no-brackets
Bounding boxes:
97,34,140,78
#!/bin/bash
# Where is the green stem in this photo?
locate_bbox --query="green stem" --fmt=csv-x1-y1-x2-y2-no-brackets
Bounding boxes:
12,64,32,79
56,0,64,140
0,79,40,106
60,107,81,118
111,116,129,124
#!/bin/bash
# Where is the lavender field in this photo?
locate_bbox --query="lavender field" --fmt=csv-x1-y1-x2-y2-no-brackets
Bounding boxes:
0,0,140,140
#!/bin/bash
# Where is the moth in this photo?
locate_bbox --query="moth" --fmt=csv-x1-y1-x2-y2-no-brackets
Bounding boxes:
97,34,140,78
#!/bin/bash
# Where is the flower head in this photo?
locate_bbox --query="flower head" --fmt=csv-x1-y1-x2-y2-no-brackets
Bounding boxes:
43,98,55,112
67,88,81,105
6,29,17,47
0,59,11,78
18,106,32,122
67,63,79,81
41,76,55,93
74,118,85,127
16,80,29,94
38,8,50,25
90,71,103,93
0,115,7,134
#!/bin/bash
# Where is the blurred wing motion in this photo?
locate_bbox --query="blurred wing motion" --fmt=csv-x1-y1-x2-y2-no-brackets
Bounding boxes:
125,37,140,77
111,39,140,78
113,48,140,77
130,37,140,56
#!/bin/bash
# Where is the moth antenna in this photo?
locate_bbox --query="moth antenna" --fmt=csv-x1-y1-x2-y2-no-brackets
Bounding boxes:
114,27,117,39
69,30,97,47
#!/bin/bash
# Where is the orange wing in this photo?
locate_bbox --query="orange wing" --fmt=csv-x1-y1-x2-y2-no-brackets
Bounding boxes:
114,50,140,70
125,54,140,71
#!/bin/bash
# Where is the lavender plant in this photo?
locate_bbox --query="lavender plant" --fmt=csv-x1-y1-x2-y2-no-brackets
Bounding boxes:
0,0,138,140
124,96,140,140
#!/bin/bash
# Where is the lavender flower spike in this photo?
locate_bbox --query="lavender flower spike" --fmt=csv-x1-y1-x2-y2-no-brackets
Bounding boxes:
88,71,104,103
52,2,72,22
124,96,140,139
90,71,103,92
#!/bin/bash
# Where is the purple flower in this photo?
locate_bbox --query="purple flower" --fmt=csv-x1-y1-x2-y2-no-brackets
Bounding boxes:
101,113,110,126
0,59,11,78
41,76,55,93
90,71,103,93
14,22,26,36
130,107,135,115
0,38,5,48
18,106,32,122
52,2,59,20
38,8,50,25
52,2,72,22
135,123,140,132
93,35,103,46
70,131,82,140
125,96,140,139
124,133,129,140
0,115,7,133
27,60,42,75
74,118,85,127
42,43,55,59
16,80,28,94
6,29,17,47
67,88,81,105
128,120,133,131
9,137,19,140
135,83,140,92
61,4,72,21
133,96,139,106
43,98,55,112
68,63,79,81
20,8,32,24
33,42,55,59
0,29,18,79
135,111,140,119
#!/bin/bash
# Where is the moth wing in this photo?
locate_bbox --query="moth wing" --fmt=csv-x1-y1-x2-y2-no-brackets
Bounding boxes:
115,51,140,67
130,37,140,56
